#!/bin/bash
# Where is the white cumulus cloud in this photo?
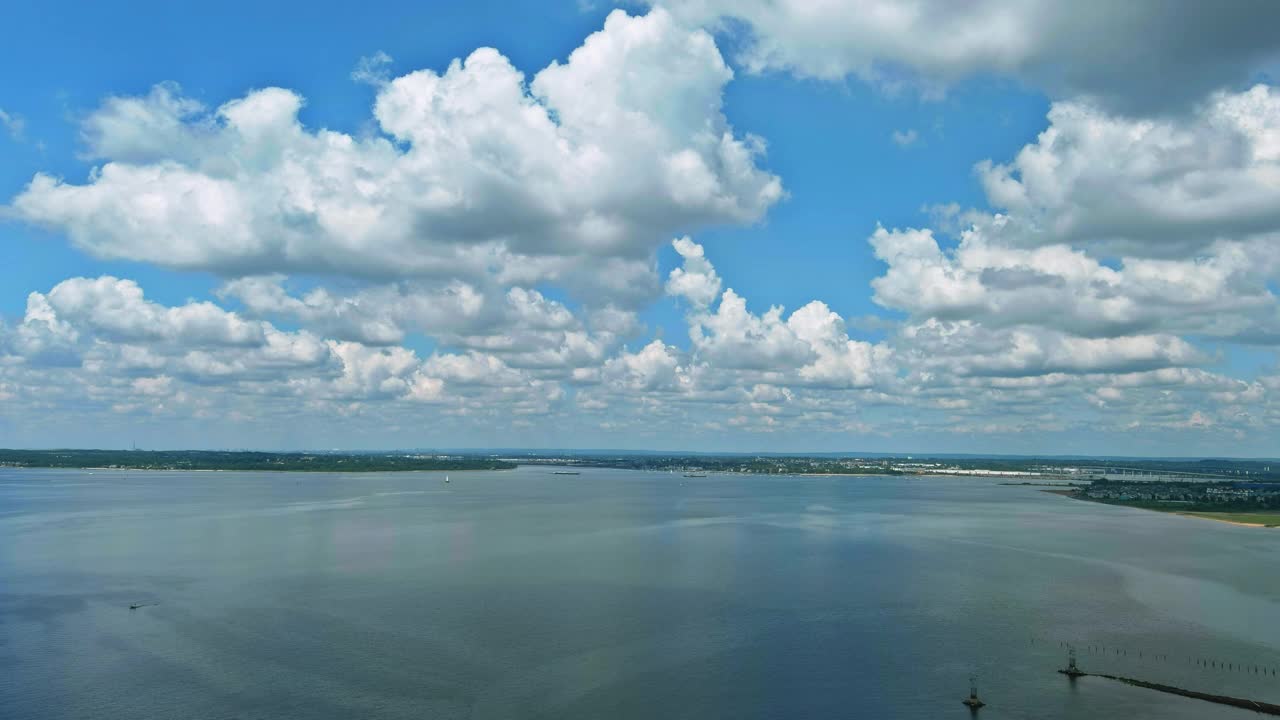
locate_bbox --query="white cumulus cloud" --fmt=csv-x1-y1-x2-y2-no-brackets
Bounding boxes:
10,9,782,308
659,1,1280,112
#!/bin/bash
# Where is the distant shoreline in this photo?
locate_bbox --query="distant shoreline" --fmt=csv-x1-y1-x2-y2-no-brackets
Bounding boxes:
1,466,515,474
0,449,515,473
1045,489,1280,529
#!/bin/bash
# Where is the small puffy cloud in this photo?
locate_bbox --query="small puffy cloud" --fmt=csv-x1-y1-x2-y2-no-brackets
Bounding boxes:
587,305,643,338
787,301,890,388
869,223,1280,342
77,83,209,163
0,108,24,141
869,226,986,319
423,351,524,387
977,86,1280,256
352,51,394,85
7,293,81,366
1,276,341,388
1176,411,1215,429
131,375,174,396
890,128,918,147
39,276,265,347
689,289,813,370
504,288,576,331
219,276,485,345
665,236,722,307
603,340,689,392
675,246,893,388
322,341,420,399
220,275,624,375
900,320,1203,377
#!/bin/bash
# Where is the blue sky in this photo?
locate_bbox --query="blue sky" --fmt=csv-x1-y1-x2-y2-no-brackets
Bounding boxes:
2,2,1280,455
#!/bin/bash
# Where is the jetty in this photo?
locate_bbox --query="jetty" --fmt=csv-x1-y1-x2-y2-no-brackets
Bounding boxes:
1061,669,1280,715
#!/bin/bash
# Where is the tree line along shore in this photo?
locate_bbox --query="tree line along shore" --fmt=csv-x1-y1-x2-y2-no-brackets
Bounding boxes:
1051,479,1280,528
0,449,514,472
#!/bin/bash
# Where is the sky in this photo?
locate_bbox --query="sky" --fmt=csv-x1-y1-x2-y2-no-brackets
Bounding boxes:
2,1,1280,455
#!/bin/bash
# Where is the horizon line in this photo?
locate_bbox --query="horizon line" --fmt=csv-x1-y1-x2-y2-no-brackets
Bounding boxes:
2,447,1278,462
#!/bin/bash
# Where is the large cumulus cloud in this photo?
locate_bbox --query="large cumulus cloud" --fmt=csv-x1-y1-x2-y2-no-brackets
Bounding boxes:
10,9,782,307
659,0,1280,113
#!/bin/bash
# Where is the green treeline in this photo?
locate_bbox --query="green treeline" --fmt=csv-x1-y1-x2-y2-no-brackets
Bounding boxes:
0,449,514,472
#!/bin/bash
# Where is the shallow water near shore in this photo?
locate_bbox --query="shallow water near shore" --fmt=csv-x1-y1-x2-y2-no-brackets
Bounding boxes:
2,466,1278,719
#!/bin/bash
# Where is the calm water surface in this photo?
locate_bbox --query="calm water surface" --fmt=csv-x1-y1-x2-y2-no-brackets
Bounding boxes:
2,466,1278,719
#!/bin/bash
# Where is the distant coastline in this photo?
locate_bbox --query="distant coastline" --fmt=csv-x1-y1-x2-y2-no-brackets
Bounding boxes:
0,449,514,473
1047,488,1280,529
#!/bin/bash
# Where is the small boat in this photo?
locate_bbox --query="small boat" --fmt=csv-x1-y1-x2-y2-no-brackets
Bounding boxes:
682,473,706,478
444,475,450,484
553,471,580,475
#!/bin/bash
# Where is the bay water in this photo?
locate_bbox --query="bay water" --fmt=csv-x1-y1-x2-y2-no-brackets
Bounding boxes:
2,466,1278,719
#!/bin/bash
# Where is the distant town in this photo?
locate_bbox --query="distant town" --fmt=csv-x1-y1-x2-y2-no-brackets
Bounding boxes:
506,452,1280,482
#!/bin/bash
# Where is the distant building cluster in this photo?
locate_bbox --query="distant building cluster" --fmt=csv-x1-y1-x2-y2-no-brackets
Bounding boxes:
897,466,1042,477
